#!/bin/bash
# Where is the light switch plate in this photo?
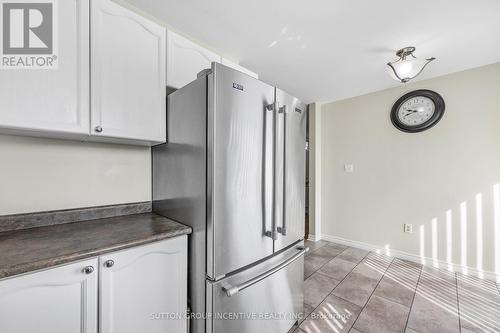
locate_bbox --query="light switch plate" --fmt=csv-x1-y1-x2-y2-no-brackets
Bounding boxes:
344,164,354,173
404,224,413,233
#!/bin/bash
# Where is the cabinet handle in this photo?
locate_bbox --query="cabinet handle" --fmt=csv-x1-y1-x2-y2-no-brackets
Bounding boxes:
82,266,94,274
94,126,103,133
104,260,114,268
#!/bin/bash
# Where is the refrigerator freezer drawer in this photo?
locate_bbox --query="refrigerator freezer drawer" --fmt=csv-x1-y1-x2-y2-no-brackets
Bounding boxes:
206,244,305,333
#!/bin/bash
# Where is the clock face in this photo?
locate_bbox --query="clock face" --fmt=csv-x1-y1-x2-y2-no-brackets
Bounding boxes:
397,96,436,127
391,90,445,133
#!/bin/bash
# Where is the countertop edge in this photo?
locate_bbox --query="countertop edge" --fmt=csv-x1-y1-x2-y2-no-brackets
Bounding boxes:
0,224,191,280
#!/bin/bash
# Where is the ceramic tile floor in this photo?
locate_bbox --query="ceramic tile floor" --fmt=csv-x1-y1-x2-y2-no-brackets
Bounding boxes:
288,240,500,333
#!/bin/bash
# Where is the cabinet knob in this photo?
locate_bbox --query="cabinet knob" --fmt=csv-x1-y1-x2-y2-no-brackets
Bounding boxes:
82,266,94,274
104,260,114,268
94,126,103,133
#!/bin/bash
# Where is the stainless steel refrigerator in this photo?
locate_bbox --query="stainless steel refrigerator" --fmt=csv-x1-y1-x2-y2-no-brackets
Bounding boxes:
152,62,307,333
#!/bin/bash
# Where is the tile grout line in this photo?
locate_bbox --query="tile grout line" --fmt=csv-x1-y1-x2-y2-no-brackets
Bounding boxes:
306,243,349,276
455,272,462,333
348,254,394,333
367,263,420,308
305,240,328,253
305,244,350,280
301,245,368,331
306,245,352,295
329,249,372,298
322,250,373,326
304,244,411,332
403,261,423,332
300,245,352,329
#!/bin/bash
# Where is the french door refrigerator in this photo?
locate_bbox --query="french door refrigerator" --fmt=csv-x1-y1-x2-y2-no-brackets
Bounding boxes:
153,62,307,333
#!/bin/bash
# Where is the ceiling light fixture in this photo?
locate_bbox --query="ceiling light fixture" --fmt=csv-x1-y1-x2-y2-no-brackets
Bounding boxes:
387,46,435,83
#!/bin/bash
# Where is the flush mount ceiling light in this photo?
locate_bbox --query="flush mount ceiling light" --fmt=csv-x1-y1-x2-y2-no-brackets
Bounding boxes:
387,46,435,83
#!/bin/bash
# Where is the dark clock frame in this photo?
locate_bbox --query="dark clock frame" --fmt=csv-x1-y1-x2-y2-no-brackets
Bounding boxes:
391,89,445,133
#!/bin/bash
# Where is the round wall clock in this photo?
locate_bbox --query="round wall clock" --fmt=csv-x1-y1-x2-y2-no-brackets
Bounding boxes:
390,89,445,133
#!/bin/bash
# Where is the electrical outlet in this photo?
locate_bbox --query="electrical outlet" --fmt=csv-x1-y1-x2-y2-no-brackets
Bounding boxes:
404,224,413,234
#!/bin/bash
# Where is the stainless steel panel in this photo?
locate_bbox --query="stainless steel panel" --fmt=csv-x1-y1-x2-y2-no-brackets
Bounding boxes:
274,89,307,251
152,76,208,333
208,63,275,278
206,242,305,333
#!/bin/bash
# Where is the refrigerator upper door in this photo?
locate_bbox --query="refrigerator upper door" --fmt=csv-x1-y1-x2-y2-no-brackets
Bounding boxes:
274,89,307,252
207,63,275,279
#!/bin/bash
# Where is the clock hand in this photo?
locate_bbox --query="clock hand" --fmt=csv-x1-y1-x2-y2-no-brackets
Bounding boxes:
403,110,419,117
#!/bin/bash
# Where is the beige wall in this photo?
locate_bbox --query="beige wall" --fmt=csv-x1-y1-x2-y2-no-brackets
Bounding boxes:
0,135,151,215
320,62,500,274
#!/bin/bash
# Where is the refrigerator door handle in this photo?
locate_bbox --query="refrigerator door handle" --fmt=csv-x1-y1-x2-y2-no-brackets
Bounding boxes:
222,246,309,297
264,102,278,240
277,104,287,236
265,102,276,112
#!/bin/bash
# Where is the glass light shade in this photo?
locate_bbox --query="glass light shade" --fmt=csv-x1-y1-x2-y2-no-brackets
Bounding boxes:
387,52,435,83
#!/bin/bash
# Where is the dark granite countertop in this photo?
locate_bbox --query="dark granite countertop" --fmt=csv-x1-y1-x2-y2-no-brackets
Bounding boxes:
0,213,191,279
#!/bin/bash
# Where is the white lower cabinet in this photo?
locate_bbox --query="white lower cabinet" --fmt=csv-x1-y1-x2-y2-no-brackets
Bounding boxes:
99,236,187,333
0,258,98,333
0,236,187,333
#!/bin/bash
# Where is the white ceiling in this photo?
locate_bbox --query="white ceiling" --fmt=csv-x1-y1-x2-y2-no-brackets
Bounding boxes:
127,0,500,104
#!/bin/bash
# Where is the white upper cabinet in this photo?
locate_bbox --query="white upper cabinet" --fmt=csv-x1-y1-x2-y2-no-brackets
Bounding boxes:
0,0,89,139
0,258,98,333
99,236,187,333
166,30,221,88
91,0,166,145
0,0,257,145
221,58,258,79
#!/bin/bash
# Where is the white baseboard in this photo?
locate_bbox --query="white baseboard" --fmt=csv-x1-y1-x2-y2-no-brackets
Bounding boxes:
307,234,318,241
321,234,500,283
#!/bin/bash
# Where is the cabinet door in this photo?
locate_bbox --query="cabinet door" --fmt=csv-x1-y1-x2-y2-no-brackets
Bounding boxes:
166,30,221,88
0,258,98,333
221,58,258,79
100,236,187,333
0,0,89,139
91,0,166,145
